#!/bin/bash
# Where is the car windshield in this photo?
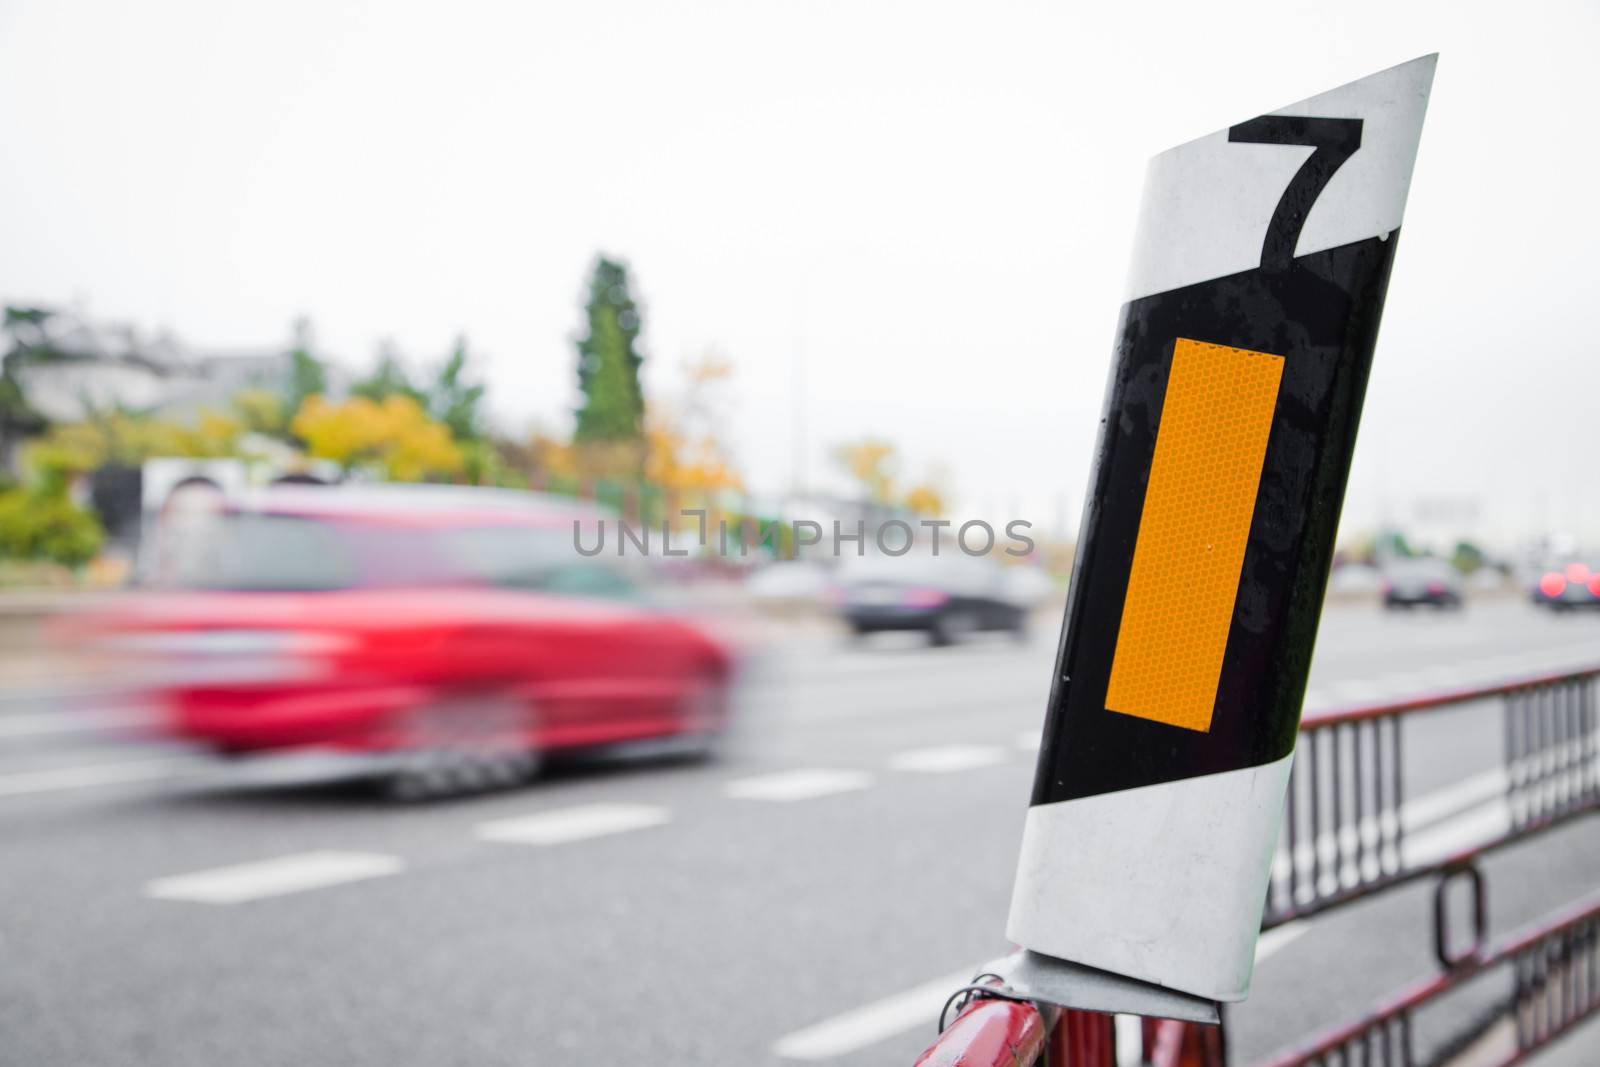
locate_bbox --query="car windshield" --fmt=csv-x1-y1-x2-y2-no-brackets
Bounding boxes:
435,524,640,600
162,513,362,591
1385,559,1454,581
160,512,638,600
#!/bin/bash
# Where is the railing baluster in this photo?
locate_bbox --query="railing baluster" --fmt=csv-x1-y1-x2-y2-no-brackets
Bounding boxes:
1372,716,1388,876
1353,721,1367,883
1530,686,1543,821
1308,729,1322,899
1390,716,1404,872
1506,689,1524,827
1332,724,1345,888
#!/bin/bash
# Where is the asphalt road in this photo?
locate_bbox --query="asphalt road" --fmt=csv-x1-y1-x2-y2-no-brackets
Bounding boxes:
2,599,1599,1066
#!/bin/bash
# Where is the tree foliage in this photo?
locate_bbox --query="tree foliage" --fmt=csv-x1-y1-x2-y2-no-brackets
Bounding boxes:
291,394,463,482
0,488,104,567
348,336,485,444
25,408,241,494
834,439,899,504
349,342,422,404
1,306,55,444
284,317,329,420
645,353,741,494
574,257,645,446
430,336,486,442
832,437,944,515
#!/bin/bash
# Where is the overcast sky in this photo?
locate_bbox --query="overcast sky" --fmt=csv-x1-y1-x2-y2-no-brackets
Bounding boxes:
1,1,1595,548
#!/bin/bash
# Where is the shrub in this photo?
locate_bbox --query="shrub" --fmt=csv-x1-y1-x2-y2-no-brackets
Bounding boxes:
0,490,105,568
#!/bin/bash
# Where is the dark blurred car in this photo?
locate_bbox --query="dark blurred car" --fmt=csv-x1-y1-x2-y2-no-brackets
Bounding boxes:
1380,558,1464,610
1532,562,1600,611
835,552,1036,645
75,486,736,797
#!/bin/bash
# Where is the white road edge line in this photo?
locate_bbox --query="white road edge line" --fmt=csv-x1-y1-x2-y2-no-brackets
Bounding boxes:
723,769,872,802
771,780,1492,1065
145,851,404,904
772,969,973,1061
773,924,1310,1063
1273,767,1513,884
475,803,671,846
889,744,1008,774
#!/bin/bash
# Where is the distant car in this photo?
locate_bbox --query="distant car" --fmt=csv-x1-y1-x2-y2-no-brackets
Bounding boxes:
1380,559,1464,610
835,551,1031,645
744,560,834,608
1328,562,1384,595
1531,562,1600,611
74,486,737,798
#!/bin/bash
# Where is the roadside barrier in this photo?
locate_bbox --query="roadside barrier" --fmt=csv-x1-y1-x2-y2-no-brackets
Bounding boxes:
916,664,1600,1067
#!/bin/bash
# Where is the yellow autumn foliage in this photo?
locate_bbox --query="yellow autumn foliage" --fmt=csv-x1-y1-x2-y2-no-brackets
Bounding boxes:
645,420,742,494
291,394,463,482
903,483,945,518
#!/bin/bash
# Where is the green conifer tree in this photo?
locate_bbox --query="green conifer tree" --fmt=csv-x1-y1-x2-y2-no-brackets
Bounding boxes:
574,257,645,444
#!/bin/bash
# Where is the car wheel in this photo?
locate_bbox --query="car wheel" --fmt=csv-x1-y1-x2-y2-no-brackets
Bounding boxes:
929,609,978,647
1009,610,1031,642
673,679,728,763
385,693,540,801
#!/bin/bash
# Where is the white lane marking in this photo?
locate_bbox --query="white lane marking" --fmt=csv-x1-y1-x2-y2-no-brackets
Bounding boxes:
0,706,156,739
1274,768,1511,885
1014,730,1041,752
475,803,670,846
1403,800,1510,867
723,769,872,802
773,969,973,1061
889,745,1008,774
145,851,403,904
777,922,1310,1064
1400,768,1507,832
1255,921,1308,962
0,757,196,798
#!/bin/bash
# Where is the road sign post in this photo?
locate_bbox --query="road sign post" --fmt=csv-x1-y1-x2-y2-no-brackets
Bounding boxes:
1006,56,1437,1010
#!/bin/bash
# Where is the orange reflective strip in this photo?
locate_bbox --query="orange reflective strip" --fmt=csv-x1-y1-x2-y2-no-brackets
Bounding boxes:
1105,338,1284,733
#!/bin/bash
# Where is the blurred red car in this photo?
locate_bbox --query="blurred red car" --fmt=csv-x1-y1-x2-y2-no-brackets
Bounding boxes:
76,486,737,797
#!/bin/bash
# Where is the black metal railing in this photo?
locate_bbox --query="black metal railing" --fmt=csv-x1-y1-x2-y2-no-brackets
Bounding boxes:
1266,667,1600,928
1250,665,1600,1067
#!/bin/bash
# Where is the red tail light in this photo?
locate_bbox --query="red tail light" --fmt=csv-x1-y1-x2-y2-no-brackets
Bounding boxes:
902,587,950,609
1588,575,1600,597
1566,562,1590,584
1540,572,1567,598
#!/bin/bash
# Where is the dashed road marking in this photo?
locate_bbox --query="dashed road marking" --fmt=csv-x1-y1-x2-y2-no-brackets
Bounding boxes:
475,803,671,846
145,851,403,904
723,769,872,802
0,706,156,739
0,757,197,798
889,744,1007,773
